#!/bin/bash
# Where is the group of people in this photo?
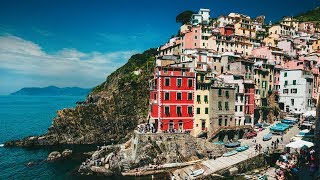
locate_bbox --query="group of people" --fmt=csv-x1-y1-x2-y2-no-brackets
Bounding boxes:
275,152,299,179
137,124,156,133
274,147,318,179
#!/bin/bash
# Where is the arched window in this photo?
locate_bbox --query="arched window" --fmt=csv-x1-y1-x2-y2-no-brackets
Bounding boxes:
169,120,174,130
178,120,183,130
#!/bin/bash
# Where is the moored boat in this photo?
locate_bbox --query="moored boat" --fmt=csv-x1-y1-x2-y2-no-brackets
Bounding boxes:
263,133,272,141
225,142,240,148
236,145,249,152
190,169,204,177
223,150,238,157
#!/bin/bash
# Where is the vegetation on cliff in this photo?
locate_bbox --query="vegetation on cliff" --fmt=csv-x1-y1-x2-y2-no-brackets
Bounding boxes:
295,7,320,22
5,48,157,147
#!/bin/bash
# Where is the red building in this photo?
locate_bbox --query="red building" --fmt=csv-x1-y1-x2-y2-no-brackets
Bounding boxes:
244,82,255,125
148,66,195,132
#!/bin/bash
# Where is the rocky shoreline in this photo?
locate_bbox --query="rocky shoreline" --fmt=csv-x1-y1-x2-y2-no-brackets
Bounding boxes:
76,130,229,177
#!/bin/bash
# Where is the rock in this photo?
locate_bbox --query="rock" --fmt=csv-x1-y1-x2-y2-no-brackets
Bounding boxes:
90,166,113,176
47,151,61,161
26,161,36,167
229,167,238,175
62,149,73,157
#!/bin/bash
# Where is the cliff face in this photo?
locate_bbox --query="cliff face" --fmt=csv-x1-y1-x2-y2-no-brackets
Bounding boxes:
5,48,157,147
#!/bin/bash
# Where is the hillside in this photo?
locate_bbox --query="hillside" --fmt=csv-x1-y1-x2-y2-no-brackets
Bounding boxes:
295,6,320,23
11,86,91,96
5,48,157,146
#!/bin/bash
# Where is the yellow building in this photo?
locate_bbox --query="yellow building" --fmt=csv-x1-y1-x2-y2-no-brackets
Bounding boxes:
263,34,279,47
234,19,256,38
313,39,320,52
191,72,211,137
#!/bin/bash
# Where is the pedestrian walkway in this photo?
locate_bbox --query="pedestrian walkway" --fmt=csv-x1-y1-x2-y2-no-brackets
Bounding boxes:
171,147,259,179
171,123,301,179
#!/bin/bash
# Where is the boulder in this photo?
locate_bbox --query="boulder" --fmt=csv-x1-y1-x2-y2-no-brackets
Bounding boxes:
90,166,113,176
62,149,73,157
229,167,238,175
47,151,61,161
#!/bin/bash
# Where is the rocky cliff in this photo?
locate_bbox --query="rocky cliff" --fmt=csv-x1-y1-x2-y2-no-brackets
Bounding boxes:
5,48,157,147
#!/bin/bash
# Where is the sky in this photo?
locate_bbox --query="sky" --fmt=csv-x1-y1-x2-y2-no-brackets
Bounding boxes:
0,0,319,95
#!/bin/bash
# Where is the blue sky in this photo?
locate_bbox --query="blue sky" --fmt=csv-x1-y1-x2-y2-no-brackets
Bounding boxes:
0,0,319,94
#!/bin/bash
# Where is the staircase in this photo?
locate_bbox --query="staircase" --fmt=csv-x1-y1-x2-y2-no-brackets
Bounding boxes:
119,151,130,172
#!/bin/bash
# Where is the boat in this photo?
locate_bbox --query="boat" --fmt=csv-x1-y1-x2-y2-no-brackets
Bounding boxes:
281,118,297,125
190,169,204,177
245,131,257,139
263,133,272,141
224,142,240,148
236,145,249,152
223,150,238,157
213,141,224,145
295,129,314,138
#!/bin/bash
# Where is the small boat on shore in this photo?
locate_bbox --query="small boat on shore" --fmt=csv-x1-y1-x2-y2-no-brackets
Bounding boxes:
263,133,272,141
213,141,224,145
223,150,238,157
190,169,204,177
225,142,240,148
236,145,249,152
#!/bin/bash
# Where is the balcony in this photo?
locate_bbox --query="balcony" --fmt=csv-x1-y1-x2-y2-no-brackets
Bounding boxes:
243,79,254,84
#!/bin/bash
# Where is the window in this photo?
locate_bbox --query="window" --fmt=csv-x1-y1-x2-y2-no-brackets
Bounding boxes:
201,119,206,130
284,72,287,77
226,91,229,98
218,101,222,110
188,79,193,87
188,106,193,114
177,78,182,87
218,89,222,96
177,92,182,100
219,116,222,126
235,106,238,112
197,95,201,103
194,43,197,46
205,108,208,114
163,68,168,73
195,36,197,39
165,92,170,100
153,93,156,100
240,106,243,112
283,89,288,94
225,102,229,110
204,95,208,103
197,108,200,114
293,80,296,85
165,78,170,86
291,99,294,106
188,92,192,100
291,89,297,93
284,81,288,86
177,106,182,116
165,106,170,115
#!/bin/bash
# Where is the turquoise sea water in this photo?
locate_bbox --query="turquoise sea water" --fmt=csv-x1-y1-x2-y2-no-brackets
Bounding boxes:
0,95,92,179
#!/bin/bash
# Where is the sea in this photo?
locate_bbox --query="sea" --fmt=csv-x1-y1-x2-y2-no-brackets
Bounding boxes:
0,95,169,179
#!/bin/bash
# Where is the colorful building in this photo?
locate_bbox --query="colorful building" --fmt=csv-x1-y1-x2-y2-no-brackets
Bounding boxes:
148,66,195,132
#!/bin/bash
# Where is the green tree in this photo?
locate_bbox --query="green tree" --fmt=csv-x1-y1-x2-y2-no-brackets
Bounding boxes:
176,10,195,25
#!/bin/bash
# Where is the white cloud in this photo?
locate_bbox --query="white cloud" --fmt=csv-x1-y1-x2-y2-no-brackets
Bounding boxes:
0,35,138,94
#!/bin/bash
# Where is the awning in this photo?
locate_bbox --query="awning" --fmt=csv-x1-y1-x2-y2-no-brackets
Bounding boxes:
286,139,314,149
303,110,316,117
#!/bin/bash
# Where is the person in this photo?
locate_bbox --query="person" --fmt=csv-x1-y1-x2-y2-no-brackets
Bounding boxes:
213,155,216,160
